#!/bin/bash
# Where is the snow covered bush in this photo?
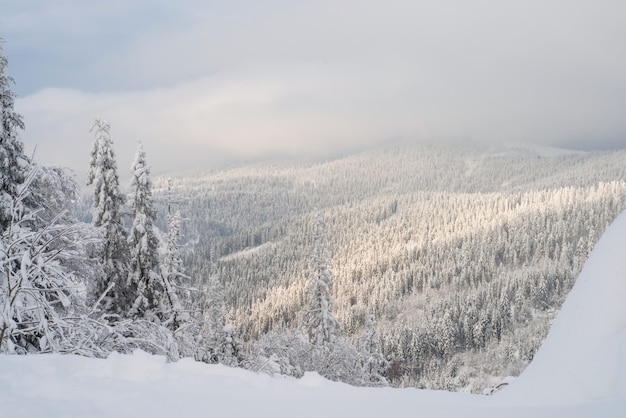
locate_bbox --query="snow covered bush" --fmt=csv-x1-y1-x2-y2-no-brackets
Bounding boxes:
247,330,309,377
0,169,85,353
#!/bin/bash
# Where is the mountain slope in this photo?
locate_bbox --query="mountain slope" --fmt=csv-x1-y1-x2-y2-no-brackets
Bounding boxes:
2,210,626,417
146,143,626,390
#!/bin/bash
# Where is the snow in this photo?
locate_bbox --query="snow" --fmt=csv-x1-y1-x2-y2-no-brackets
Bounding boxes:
3,213,626,417
219,241,276,261
496,210,626,405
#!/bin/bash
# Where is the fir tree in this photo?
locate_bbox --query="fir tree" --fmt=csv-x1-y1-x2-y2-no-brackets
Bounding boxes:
0,46,83,353
86,119,129,314
127,142,162,320
197,274,225,362
301,212,340,346
194,274,243,366
161,208,189,331
0,43,29,232
215,323,244,367
359,315,389,387
163,210,184,285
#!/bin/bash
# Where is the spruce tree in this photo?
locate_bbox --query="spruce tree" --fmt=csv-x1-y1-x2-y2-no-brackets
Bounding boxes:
301,212,340,346
127,142,162,320
359,315,389,387
163,210,184,285
0,45,83,353
86,120,129,314
161,208,188,331
0,43,29,232
197,274,226,362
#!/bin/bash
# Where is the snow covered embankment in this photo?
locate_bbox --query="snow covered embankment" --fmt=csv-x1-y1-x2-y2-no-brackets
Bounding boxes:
496,210,626,404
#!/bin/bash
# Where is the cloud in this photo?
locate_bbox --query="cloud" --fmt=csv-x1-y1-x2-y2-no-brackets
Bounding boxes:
17,69,421,180
9,0,626,179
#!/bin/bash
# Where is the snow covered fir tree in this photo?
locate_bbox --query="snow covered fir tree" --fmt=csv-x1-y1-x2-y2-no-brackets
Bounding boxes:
4,41,626,396
0,44,86,354
86,119,130,315
126,142,163,320
301,212,341,347
0,45,28,232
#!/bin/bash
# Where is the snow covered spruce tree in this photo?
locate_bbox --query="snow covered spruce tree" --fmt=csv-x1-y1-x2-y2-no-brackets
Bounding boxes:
127,142,163,320
128,144,192,332
300,212,361,383
162,210,184,291
196,274,243,367
153,181,205,356
87,120,130,314
83,138,196,359
0,44,28,233
359,315,389,387
301,212,341,347
161,206,189,332
0,46,84,353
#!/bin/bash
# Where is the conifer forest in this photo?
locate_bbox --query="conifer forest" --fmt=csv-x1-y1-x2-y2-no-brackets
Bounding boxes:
3,43,626,393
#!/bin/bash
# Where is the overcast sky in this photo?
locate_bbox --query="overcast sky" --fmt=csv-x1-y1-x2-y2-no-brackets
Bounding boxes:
2,0,626,180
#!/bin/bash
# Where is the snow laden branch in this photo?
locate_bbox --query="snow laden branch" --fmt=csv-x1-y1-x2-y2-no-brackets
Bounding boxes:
0,168,83,353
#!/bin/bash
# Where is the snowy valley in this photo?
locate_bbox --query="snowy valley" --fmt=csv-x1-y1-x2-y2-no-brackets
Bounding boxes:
2,38,626,417
145,143,626,391
2,208,626,417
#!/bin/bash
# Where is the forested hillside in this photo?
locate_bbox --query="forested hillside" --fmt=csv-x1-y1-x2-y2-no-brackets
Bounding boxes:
149,143,626,391
5,39,625,391
3,6,626,399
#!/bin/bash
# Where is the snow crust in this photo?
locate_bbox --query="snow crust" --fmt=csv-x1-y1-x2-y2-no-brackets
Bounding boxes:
3,212,626,417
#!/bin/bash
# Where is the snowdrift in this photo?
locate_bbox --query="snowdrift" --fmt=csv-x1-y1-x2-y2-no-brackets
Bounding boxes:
496,210,626,404
3,212,626,417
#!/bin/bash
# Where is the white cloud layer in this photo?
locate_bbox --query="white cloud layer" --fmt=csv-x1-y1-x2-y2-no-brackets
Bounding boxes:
5,0,626,177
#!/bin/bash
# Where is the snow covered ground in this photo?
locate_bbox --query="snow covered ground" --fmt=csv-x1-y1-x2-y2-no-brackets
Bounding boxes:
3,213,626,417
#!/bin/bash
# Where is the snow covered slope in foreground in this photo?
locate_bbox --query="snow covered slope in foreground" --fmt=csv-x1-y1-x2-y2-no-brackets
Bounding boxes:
3,213,626,417
496,210,626,405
